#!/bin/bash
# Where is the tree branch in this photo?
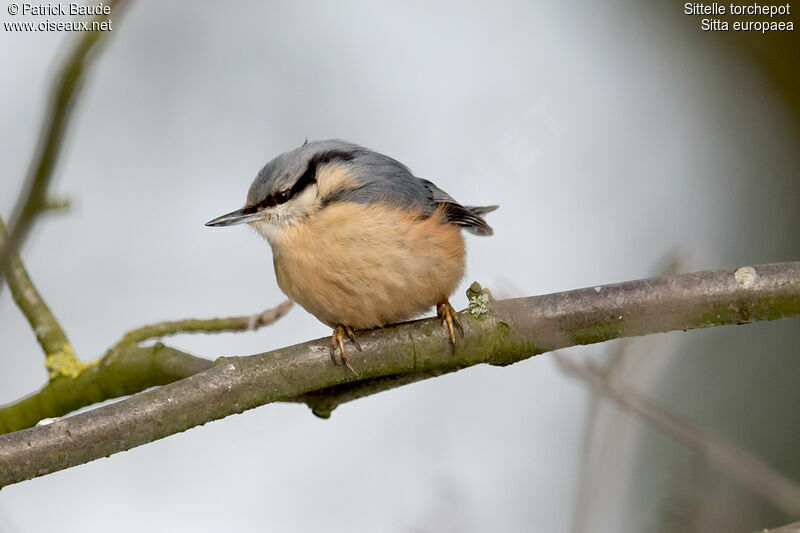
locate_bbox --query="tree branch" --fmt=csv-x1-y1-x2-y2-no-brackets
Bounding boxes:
0,262,798,488
0,0,129,290
0,344,211,434
115,300,293,346
288,369,453,419
0,217,72,358
0,300,293,432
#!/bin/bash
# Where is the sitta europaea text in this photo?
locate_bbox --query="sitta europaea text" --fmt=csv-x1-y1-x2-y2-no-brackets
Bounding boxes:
206,140,497,374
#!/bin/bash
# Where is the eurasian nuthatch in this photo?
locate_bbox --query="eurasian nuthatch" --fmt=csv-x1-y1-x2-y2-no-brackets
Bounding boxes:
206,140,497,374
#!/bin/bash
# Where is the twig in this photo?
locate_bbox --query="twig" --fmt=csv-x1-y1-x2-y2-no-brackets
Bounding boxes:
289,370,454,419
0,0,129,290
40,196,73,213
0,262,798,487
553,353,800,517
0,216,73,358
115,300,294,346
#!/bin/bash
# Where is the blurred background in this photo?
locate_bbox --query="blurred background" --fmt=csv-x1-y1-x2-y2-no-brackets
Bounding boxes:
1,1,799,531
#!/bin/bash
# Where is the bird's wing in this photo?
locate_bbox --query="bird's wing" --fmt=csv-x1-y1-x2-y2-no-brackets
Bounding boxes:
320,148,496,236
418,179,496,236
320,149,433,211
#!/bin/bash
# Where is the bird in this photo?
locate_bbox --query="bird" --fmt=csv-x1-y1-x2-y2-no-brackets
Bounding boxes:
206,139,497,375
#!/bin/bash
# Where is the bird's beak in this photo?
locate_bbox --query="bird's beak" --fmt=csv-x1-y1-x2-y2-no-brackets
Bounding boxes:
205,207,262,227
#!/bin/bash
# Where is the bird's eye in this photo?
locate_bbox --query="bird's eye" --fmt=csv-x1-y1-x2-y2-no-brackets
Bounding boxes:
275,190,290,204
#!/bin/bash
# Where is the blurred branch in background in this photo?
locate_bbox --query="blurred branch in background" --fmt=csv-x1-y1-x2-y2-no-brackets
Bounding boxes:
0,0,129,292
567,252,684,533
554,353,800,517
0,262,799,488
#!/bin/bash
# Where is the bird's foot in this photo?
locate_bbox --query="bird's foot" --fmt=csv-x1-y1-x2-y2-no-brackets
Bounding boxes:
436,300,464,345
330,324,362,376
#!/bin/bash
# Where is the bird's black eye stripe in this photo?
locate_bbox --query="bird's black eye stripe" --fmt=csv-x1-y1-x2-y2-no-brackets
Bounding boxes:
284,149,355,204
250,149,355,210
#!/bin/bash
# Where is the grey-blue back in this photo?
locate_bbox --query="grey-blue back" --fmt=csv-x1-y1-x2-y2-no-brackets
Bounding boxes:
250,139,497,236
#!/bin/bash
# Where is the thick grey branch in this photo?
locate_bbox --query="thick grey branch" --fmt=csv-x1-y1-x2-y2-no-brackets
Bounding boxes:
0,262,798,488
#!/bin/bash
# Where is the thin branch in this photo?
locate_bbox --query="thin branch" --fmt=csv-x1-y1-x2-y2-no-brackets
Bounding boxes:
40,195,73,213
0,344,211,434
0,216,72,357
116,300,293,346
553,353,800,517
0,262,798,487
0,300,293,432
289,370,454,419
0,0,129,290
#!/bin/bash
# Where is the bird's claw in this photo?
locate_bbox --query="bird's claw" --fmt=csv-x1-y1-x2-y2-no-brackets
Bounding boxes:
437,300,463,345
331,325,360,376
344,325,362,351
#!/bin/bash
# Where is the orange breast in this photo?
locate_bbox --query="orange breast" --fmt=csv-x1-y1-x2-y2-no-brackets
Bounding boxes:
269,202,466,329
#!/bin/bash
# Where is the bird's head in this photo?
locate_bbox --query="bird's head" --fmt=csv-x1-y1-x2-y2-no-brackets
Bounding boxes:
205,139,359,241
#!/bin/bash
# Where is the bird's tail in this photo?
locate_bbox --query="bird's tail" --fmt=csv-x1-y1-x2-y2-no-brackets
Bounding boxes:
456,204,498,236
465,205,499,217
